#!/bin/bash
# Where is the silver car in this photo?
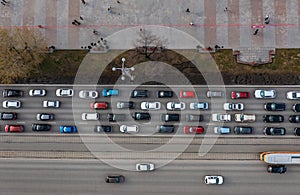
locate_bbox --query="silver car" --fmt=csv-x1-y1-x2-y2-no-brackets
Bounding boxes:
136,163,155,171
79,90,98,98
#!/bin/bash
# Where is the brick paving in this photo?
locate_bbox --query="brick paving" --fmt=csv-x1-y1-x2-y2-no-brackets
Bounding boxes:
0,0,299,50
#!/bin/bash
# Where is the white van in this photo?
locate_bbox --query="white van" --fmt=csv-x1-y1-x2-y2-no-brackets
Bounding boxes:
81,113,99,120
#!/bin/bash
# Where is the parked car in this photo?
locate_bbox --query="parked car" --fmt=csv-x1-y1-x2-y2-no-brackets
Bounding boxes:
108,114,126,122
223,103,244,111
184,126,204,134
254,89,276,99
94,125,112,133
292,104,300,112
234,126,253,134
157,125,175,133
136,163,155,171
294,127,300,136
264,103,286,111
267,165,286,174
102,88,119,97
186,114,203,122
179,91,195,98
234,113,256,123
289,115,300,123
212,113,231,122
36,113,54,121
264,127,286,135
214,126,231,134
286,91,300,100
131,90,148,98
204,175,223,185
119,125,139,133
0,112,17,120
105,175,125,183
43,100,60,108
81,113,100,121
231,91,250,99
3,89,23,97
31,124,51,131
29,89,46,97
132,112,151,120
141,101,161,110
59,126,77,133
2,100,21,109
56,88,74,97
167,102,185,110
157,90,173,98
263,115,284,123
79,90,98,98
117,101,134,109
206,91,224,98
5,124,24,133
90,102,108,110
189,102,208,110
161,114,180,122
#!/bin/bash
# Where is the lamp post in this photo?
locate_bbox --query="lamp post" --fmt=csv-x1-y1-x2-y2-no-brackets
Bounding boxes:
112,58,135,81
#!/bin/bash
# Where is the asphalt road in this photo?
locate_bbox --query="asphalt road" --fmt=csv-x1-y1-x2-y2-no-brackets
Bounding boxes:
0,158,299,195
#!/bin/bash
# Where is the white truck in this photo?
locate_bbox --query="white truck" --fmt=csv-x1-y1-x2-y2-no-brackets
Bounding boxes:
234,113,256,122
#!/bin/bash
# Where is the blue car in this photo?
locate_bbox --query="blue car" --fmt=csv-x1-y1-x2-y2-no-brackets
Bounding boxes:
59,126,77,133
102,88,119,97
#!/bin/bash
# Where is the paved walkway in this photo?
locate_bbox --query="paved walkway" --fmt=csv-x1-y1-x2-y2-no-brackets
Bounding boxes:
0,0,299,49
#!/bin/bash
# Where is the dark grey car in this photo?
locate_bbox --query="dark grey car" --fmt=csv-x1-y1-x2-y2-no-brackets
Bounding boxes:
234,126,253,134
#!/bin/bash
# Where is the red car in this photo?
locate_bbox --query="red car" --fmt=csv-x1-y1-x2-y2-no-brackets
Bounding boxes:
231,91,250,99
180,91,195,98
5,124,24,133
184,126,204,134
90,102,108,110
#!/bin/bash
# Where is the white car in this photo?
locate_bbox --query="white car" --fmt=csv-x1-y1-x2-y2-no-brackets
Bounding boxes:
140,102,161,110
234,113,256,122
166,102,185,110
287,91,300,100
81,113,100,120
2,100,21,109
56,88,74,97
136,163,155,171
79,90,98,99
29,89,47,97
223,103,244,111
212,113,231,122
120,125,139,133
43,100,60,108
204,175,224,185
254,90,276,99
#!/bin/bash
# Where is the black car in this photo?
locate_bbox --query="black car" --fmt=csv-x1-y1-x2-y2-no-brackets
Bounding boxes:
157,90,173,98
32,124,51,131
116,101,134,109
36,113,54,121
130,90,148,98
106,175,125,183
233,126,253,134
186,114,203,122
264,103,286,111
263,115,284,123
0,112,17,120
293,104,300,112
267,165,286,174
3,89,23,97
132,112,151,120
161,114,180,122
294,127,300,136
264,127,286,135
107,114,126,122
289,115,300,123
157,125,175,133
94,125,112,133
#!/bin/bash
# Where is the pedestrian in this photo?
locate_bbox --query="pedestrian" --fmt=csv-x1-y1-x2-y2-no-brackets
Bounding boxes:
93,29,99,35
72,21,77,25
108,7,112,13
189,22,194,26
2,0,7,3
117,0,120,3
186,8,190,13
81,0,86,5
265,15,270,24
80,16,83,20
100,37,104,41
1,1,6,6
253,29,259,35
224,7,228,12
74,19,81,25
38,25,43,28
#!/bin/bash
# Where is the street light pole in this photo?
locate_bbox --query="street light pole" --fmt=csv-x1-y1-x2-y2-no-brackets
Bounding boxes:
112,58,135,81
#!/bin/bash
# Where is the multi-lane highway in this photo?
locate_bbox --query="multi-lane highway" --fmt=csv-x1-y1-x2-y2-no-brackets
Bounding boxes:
1,159,300,195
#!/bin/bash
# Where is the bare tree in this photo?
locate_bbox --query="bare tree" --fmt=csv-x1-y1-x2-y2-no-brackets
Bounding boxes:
0,28,47,83
134,29,167,59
